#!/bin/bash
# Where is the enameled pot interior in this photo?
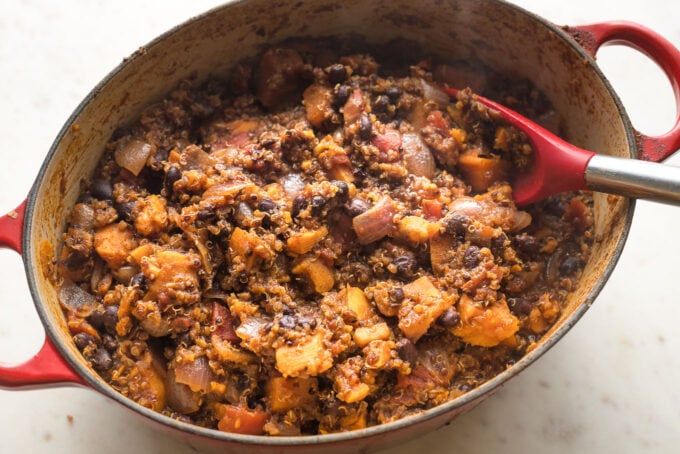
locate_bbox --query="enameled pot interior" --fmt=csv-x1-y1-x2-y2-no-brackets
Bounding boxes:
23,0,632,449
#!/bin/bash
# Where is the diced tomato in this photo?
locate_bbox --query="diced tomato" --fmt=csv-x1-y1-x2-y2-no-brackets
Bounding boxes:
426,110,450,131
343,88,366,125
422,199,443,221
217,405,268,435
371,127,402,162
563,198,592,233
212,302,240,344
226,131,251,148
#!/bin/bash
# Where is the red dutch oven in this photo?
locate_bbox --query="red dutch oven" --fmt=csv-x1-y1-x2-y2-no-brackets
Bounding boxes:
2,0,680,452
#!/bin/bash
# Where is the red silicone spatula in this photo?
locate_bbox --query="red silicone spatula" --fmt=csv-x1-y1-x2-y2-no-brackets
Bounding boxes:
445,88,680,206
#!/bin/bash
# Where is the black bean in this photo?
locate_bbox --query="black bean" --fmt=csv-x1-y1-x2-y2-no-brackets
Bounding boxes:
491,233,509,253
103,305,119,336
394,254,417,277
291,195,308,217
332,180,349,200
463,245,480,268
261,214,273,229
73,332,97,351
359,114,372,141
101,334,118,352
396,338,418,364
130,273,147,290
63,250,89,270
279,315,297,330
438,308,461,328
110,126,132,142
91,178,113,201
77,193,94,204
345,197,370,217
310,195,326,216
327,64,347,84
165,166,182,193
114,202,135,222
508,297,532,316
333,85,351,108
514,233,540,254
559,256,581,275
91,348,113,371
258,197,277,212
197,208,213,220
88,309,105,331
390,287,405,305
175,332,192,348
386,86,402,102
444,213,470,237
372,95,390,113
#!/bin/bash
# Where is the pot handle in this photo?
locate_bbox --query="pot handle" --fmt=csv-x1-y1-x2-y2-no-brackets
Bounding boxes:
567,21,680,163
0,201,83,388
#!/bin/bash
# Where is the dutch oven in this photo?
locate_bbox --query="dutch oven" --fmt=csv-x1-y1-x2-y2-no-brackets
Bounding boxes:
1,0,679,452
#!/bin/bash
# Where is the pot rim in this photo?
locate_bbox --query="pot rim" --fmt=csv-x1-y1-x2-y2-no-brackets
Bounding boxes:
22,0,635,446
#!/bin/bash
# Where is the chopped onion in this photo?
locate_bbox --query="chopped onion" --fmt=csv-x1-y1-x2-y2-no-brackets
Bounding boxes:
420,79,450,108
58,281,99,317
510,210,532,233
235,202,254,226
181,145,216,170
174,356,212,393
111,265,137,285
166,367,202,414
448,197,484,218
114,139,154,176
352,196,398,245
281,173,306,198
402,133,436,178
71,203,95,230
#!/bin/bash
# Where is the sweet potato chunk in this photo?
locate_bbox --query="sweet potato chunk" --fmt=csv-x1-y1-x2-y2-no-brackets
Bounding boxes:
345,286,374,322
94,222,137,269
275,332,333,377
291,258,335,293
141,250,200,306
303,84,334,128
398,276,453,342
134,195,168,236
286,227,328,255
129,352,166,412
397,215,439,244
452,294,519,347
229,227,274,271
353,323,391,347
458,148,509,192
267,376,318,413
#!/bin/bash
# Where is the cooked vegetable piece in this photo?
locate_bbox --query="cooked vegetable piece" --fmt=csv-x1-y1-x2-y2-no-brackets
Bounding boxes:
267,376,318,412
275,332,333,377
452,294,519,347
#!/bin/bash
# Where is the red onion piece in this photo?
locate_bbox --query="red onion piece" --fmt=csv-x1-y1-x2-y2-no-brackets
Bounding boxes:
166,367,202,414
352,196,398,245
174,356,212,393
281,173,306,198
114,139,154,176
420,79,450,108
181,145,216,170
402,133,436,178
58,281,99,317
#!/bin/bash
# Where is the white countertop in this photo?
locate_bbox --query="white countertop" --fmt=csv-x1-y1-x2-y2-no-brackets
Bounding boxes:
1,1,679,453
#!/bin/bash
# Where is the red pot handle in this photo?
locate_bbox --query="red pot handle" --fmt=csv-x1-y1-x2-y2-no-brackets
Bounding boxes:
567,21,680,163
0,201,83,388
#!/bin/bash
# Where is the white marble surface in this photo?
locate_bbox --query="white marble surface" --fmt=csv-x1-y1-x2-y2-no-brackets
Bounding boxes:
0,1,679,452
